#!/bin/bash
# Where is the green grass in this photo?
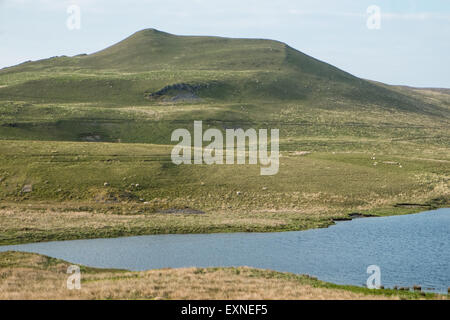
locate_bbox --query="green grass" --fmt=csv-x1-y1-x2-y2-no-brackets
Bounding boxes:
0,138,448,245
244,268,443,300
0,28,448,246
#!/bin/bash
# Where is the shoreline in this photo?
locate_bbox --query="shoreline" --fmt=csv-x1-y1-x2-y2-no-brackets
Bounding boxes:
0,251,447,300
1,207,448,297
0,200,446,246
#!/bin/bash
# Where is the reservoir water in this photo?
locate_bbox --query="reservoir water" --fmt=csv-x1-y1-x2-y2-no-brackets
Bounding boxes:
1,208,449,293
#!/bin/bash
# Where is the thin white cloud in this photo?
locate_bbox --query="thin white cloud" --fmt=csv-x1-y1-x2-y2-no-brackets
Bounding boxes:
382,12,450,21
288,9,363,18
288,9,450,22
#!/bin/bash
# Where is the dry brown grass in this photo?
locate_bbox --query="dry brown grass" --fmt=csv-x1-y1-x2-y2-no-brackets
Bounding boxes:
1,252,445,300
0,205,340,245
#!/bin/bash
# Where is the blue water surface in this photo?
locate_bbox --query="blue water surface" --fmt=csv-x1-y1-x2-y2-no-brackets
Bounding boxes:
1,208,449,293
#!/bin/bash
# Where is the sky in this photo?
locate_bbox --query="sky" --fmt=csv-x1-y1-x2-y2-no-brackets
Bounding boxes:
0,0,449,88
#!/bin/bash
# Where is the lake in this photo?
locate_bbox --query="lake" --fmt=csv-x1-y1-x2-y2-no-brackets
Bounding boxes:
1,208,449,293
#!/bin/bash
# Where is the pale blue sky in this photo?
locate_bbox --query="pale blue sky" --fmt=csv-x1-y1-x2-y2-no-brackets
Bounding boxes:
1,0,449,87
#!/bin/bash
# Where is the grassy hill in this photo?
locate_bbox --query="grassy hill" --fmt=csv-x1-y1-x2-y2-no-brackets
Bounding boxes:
0,29,448,143
1,29,448,109
0,29,448,245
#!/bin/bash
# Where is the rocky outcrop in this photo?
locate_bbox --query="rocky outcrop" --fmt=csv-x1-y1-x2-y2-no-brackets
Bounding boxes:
146,82,210,102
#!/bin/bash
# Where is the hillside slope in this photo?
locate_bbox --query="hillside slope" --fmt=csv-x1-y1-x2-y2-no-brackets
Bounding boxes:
0,29,448,244
0,29,448,115
0,29,448,146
